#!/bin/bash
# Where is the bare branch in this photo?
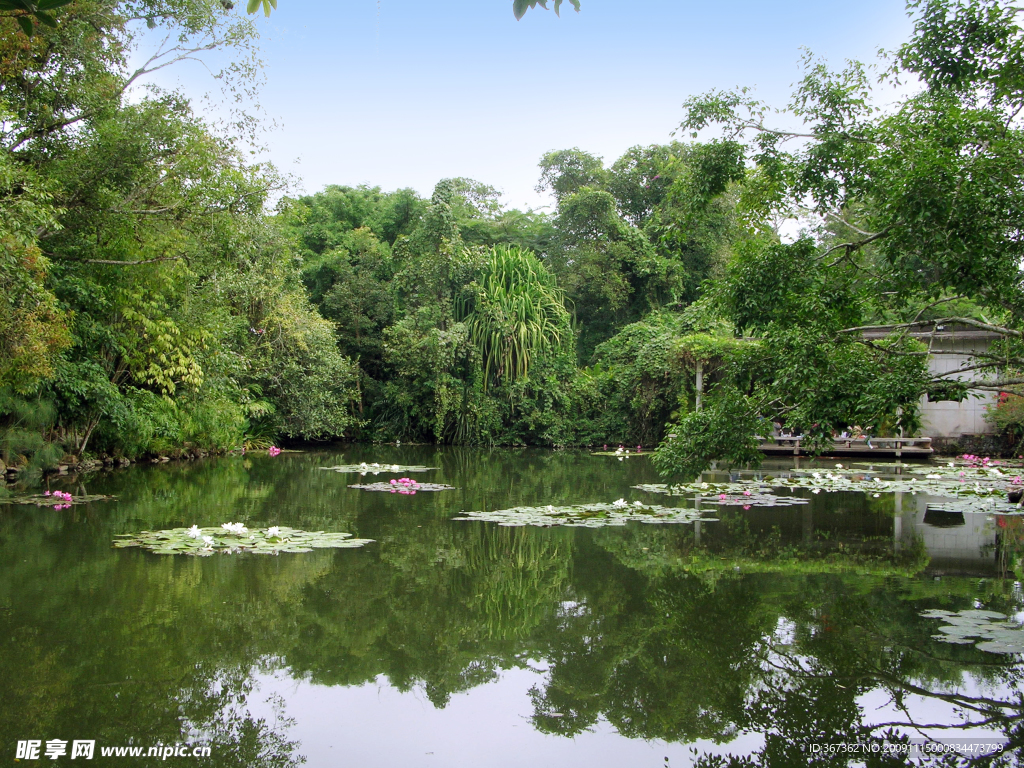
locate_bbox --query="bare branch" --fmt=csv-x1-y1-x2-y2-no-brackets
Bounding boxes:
910,295,967,325
933,361,1006,378
965,378,1024,389
48,254,184,266
822,227,890,265
838,317,1023,338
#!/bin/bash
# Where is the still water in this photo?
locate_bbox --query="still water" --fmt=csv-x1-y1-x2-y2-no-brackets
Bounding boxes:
1,446,1021,767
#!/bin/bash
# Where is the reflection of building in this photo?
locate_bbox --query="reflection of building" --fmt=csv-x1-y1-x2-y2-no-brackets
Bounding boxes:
895,491,998,575
864,323,1000,440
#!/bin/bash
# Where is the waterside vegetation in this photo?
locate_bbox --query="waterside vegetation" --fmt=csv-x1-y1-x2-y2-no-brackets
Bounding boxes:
3,0,1024,484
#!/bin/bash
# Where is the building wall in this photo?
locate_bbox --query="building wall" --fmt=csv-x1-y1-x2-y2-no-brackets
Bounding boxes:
918,334,999,438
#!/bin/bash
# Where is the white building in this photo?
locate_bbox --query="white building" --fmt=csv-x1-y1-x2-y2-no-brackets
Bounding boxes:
867,324,1001,440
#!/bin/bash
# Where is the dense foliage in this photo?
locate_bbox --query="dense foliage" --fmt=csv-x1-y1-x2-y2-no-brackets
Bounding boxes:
2,0,1023,480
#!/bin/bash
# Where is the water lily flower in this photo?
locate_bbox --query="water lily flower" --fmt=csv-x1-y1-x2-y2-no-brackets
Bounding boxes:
926,474,942,479
201,536,214,547
835,464,843,469
719,494,727,500
186,525,202,539
612,499,628,508
743,490,751,496
618,457,624,461
812,488,821,494
268,446,281,457
633,500,644,507
547,505,555,512
267,526,280,537
812,473,821,479
44,490,51,496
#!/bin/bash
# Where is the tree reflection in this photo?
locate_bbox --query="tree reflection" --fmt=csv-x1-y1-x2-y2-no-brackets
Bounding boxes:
1,450,1022,766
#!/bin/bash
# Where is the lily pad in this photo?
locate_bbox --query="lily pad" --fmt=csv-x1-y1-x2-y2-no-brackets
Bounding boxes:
453,502,712,528
975,640,1024,654
932,635,975,644
959,609,1008,620
113,526,374,556
919,609,957,618
349,482,456,492
320,463,437,475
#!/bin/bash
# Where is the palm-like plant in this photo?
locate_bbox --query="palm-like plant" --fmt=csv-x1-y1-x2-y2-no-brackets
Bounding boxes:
456,245,572,389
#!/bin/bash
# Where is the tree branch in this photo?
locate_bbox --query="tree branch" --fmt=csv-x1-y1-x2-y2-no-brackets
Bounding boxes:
47,254,184,266
838,317,1022,338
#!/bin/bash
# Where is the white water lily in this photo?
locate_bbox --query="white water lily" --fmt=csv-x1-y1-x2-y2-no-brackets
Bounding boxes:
546,505,555,512
618,456,624,461
873,493,880,498
267,526,281,537
186,525,202,539
812,472,821,479
221,522,247,535
633,500,644,507
948,461,955,468
201,536,214,547
874,477,885,483
926,474,942,479
811,488,821,494
612,498,628,508
835,464,843,469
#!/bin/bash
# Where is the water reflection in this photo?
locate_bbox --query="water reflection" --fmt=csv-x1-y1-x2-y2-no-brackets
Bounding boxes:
0,448,1021,765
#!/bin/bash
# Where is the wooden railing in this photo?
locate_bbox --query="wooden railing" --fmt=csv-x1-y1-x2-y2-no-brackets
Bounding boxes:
756,436,933,457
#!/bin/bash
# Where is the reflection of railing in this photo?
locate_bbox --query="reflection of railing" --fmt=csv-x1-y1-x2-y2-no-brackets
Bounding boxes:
756,436,933,457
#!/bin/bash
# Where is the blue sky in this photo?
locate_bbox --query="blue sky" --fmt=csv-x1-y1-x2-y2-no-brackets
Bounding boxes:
150,0,917,210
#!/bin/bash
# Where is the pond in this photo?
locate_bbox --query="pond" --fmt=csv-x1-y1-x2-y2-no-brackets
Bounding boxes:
1,447,1022,766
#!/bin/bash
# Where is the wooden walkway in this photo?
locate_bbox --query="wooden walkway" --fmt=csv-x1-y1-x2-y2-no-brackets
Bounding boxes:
757,436,933,458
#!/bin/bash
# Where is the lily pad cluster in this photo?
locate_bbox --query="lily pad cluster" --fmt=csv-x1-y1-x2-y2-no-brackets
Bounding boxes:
921,608,1024,654
453,501,717,528
591,447,645,460
634,483,807,507
349,481,456,492
320,462,437,476
2,492,115,507
113,525,374,555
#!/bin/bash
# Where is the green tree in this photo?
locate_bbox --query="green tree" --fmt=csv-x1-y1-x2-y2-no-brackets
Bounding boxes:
456,244,572,390
652,0,1024,476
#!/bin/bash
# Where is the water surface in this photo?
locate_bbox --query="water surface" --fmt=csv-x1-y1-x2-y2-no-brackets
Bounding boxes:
1,447,1021,766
